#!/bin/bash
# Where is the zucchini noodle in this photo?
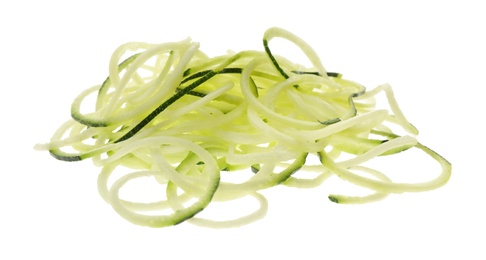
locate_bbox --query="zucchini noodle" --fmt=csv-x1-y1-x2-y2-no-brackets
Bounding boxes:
35,27,451,228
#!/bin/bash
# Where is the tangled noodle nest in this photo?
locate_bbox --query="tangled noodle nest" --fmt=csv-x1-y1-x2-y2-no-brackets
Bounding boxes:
35,27,451,228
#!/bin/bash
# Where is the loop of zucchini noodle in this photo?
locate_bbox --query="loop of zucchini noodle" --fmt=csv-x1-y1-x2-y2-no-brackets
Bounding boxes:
34,27,451,228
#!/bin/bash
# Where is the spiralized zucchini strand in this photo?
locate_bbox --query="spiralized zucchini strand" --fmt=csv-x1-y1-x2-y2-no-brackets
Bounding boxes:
35,27,451,228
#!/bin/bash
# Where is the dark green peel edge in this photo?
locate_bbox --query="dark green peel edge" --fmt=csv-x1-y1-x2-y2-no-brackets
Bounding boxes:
114,70,218,143
263,39,289,79
49,150,83,162
277,152,307,184
318,118,341,125
291,70,341,77
328,196,339,203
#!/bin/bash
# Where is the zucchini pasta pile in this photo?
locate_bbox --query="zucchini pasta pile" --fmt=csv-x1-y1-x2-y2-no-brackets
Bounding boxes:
35,27,451,228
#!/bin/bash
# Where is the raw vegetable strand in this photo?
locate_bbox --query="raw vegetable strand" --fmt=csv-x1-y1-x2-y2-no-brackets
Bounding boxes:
35,27,451,228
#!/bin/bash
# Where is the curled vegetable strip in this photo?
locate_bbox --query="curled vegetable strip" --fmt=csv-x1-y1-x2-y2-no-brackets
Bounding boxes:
104,136,220,228
35,27,451,228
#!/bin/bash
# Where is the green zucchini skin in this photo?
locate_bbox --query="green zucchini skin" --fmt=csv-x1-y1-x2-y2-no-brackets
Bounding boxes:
49,150,82,162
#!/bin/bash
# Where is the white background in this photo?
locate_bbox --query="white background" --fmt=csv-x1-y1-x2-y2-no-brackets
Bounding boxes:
1,1,485,259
